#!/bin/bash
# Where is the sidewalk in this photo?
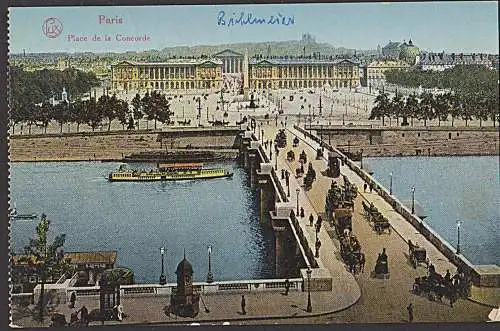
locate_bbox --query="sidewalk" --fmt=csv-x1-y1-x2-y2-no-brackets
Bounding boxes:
13,288,359,327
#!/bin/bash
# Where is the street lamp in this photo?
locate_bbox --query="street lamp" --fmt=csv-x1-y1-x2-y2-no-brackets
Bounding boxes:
306,267,312,312
411,186,415,214
206,245,214,283
456,220,461,255
275,149,278,170
296,188,300,215
159,247,166,285
389,172,393,195
261,129,264,144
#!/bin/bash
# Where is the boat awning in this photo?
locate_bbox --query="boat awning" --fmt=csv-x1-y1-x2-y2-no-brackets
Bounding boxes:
157,163,203,170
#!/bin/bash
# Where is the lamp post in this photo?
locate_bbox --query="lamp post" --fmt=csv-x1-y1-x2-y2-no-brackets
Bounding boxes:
207,245,214,283
456,220,461,255
275,149,278,170
261,129,264,144
411,186,415,214
306,267,312,312
296,188,300,215
389,172,393,195
159,247,166,285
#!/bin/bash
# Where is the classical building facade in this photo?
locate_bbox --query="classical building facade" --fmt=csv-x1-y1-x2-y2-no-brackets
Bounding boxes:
111,59,223,91
111,53,361,92
248,58,360,90
365,60,410,89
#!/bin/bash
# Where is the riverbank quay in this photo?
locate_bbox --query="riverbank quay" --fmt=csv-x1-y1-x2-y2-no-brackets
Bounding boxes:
307,125,500,157
8,127,242,162
291,125,499,305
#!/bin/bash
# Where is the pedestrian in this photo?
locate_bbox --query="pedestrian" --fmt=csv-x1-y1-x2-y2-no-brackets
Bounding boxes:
69,291,76,308
369,183,373,192
360,253,366,273
284,279,290,295
363,183,367,192
315,239,321,258
281,169,285,179
407,303,413,323
309,214,314,226
79,305,89,326
300,207,305,218
241,295,246,315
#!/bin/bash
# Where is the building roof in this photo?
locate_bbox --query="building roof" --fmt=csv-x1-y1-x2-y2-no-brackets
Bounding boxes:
11,251,118,265
367,60,409,68
419,53,492,66
175,257,193,275
112,59,223,67
212,49,244,58
64,251,118,265
249,58,359,66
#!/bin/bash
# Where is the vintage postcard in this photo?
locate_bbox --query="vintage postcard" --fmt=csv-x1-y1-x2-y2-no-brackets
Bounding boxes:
6,1,499,328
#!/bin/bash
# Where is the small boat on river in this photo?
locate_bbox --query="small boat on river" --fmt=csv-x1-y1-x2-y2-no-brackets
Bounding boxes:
10,208,37,220
108,163,233,182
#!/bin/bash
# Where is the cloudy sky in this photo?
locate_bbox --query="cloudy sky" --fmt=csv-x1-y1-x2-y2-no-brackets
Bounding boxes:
9,2,499,54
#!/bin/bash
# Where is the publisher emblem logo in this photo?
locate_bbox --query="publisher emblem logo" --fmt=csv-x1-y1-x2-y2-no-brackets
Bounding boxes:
42,17,63,38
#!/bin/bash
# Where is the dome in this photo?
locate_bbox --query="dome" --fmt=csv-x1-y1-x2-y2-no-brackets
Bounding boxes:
175,257,193,275
399,40,420,65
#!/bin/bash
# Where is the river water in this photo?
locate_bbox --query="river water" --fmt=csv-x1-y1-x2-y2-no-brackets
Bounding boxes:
365,156,499,266
9,161,275,283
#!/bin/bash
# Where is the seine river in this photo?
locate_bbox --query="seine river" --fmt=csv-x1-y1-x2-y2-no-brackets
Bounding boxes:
365,156,499,266
10,161,275,283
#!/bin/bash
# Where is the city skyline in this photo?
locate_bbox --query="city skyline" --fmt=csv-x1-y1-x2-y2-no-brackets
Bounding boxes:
9,2,499,55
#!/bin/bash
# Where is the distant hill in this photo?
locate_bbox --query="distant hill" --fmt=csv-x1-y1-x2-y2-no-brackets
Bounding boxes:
158,40,375,58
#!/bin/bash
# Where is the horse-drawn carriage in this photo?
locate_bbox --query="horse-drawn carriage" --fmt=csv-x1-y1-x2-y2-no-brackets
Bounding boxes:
298,150,307,164
333,208,352,236
316,148,324,160
293,136,300,147
286,150,295,161
374,248,389,277
275,129,287,148
361,201,391,234
408,240,428,268
413,275,457,304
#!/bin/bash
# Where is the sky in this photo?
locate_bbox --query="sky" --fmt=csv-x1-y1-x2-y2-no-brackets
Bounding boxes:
8,2,499,54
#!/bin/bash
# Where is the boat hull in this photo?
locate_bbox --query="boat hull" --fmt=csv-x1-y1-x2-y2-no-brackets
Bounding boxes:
108,171,233,182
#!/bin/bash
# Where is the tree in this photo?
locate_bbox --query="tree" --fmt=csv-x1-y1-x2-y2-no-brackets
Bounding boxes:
115,99,130,130
418,92,435,127
433,94,449,127
19,214,70,322
36,102,53,134
131,93,143,130
52,101,70,133
85,97,103,131
445,93,459,127
390,93,404,126
369,92,390,126
403,93,418,126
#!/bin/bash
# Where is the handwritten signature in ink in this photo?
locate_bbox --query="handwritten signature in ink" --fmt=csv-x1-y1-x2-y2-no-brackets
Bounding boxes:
217,10,295,27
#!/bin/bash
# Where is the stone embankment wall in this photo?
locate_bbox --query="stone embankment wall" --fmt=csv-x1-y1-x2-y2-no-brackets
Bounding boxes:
9,129,241,162
315,126,499,157
296,125,499,288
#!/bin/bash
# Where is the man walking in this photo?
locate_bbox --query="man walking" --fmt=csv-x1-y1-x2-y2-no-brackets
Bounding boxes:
309,214,314,226
407,303,413,323
241,295,246,315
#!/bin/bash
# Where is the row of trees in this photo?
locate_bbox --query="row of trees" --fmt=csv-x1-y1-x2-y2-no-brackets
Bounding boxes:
10,66,100,107
10,90,174,134
376,65,499,127
370,90,498,127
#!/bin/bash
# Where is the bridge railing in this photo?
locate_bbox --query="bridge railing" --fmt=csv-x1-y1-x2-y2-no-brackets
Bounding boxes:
289,212,319,269
62,278,304,300
293,124,485,286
